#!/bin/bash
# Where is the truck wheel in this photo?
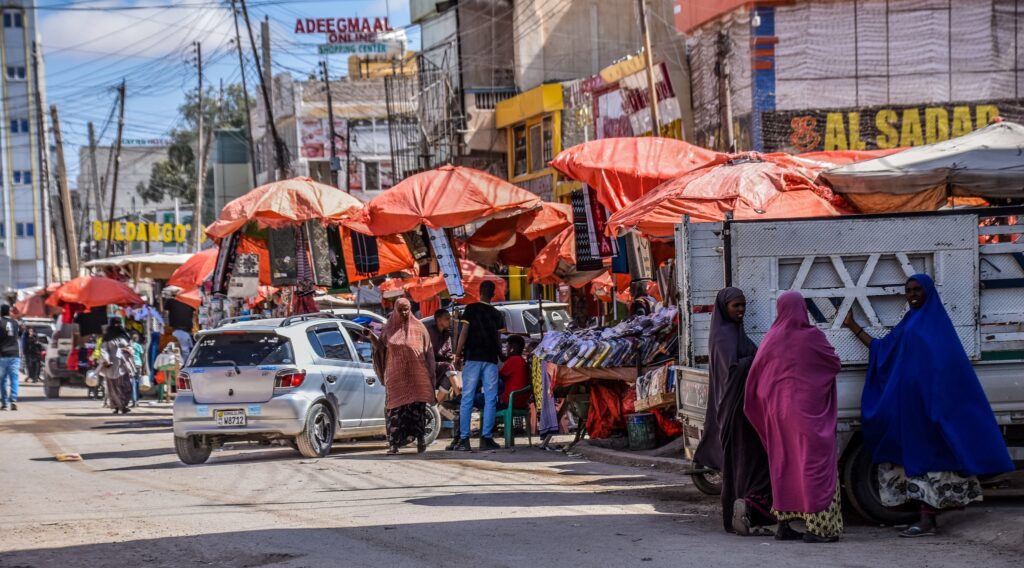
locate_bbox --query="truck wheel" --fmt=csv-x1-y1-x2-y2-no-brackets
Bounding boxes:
842,440,918,526
690,461,723,496
174,435,212,465
422,405,441,447
296,402,335,458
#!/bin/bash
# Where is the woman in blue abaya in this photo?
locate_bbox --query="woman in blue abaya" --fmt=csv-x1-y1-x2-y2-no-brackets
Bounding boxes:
845,274,1013,537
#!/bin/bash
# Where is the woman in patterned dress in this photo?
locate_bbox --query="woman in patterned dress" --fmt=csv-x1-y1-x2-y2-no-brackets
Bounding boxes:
746,291,844,543
846,274,1013,537
374,298,436,455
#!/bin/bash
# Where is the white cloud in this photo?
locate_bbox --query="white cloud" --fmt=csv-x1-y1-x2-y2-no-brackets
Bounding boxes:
40,0,234,60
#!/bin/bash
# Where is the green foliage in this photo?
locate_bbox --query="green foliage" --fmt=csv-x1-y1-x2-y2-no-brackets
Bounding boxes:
138,84,252,204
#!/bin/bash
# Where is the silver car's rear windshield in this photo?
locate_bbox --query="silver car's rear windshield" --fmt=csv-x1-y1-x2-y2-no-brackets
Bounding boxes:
190,333,295,367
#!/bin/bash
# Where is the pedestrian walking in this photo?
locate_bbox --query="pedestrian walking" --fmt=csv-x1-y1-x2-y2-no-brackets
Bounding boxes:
452,280,505,452
98,320,137,415
130,333,145,406
846,274,1014,537
23,328,44,384
745,291,844,543
374,298,436,455
692,288,774,535
172,326,194,361
0,305,22,411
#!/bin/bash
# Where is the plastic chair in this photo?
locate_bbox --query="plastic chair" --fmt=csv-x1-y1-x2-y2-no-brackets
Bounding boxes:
497,385,533,448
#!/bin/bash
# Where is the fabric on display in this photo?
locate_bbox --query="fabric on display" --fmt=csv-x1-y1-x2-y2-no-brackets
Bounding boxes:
211,232,239,295
326,225,350,293
533,306,678,371
304,221,334,287
227,253,260,299
267,227,298,286
352,231,381,275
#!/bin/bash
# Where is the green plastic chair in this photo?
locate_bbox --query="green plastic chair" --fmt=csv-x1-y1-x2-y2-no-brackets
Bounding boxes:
497,385,533,448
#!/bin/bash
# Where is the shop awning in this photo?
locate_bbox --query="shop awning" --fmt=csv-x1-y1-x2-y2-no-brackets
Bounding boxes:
820,121,1024,197
360,165,542,235
82,252,193,280
206,177,363,239
550,137,728,214
606,156,850,238
46,276,145,309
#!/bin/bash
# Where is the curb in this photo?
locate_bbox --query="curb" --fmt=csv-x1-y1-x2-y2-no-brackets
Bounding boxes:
571,440,693,475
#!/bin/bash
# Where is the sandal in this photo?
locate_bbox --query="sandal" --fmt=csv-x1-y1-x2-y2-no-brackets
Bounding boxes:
386,446,399,455
899,524,936,538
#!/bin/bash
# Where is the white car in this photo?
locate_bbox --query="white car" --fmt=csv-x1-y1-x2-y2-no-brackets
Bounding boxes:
172,313,439,464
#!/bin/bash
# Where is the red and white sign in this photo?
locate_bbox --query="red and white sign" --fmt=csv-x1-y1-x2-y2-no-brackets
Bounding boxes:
294,17,393,44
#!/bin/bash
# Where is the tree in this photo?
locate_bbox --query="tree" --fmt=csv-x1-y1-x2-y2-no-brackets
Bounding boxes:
138,83,252,204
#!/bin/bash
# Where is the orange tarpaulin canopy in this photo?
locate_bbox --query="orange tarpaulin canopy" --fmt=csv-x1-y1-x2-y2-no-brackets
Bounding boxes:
341,228,416,282
206,177,363,239
606,157,850,238
13,293,61,319
529,227,606,287
467,202,572,250
550,137,728,214
167,247,219,290
390,259,507,305
174,288,202,309
591,271,660,304
361,165,542,235
46,276,144,309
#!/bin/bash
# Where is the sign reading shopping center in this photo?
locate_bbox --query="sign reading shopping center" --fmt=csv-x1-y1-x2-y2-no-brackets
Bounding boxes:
761,99,1024,153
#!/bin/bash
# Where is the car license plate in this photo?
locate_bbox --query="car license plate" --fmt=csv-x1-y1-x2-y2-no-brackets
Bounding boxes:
215,410,246,427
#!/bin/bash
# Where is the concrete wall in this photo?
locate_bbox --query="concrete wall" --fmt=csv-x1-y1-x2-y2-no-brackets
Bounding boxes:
513,0,642,92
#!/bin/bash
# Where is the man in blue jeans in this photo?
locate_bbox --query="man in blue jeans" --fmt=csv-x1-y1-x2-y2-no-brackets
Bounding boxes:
0,304,22,411
452,281,505,451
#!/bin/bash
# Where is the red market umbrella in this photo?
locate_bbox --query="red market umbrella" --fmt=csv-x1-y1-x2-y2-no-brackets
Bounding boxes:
46,276,144,309
166,247,219,290
397,259,507,305
467,202,572,251
174,288,202,309
550,137,728,214
606,156,851,239
12,293,61,319
361,165,542,235
528,227,606,288
206,177,363,240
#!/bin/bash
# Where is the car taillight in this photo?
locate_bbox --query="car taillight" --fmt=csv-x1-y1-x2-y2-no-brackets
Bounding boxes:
177,371,192,391
274,369,306,389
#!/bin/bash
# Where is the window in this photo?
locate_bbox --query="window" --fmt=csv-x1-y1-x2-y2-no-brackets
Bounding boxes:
542,116,554,165
12,171,31,184
5,66,25,80
0,223,5,238
10,119,28,133
307,326,352,361
364,162,380,191
512,125,527,177
529,124,543,173
3,12,23,28
190,333,294,367
15,223,34,238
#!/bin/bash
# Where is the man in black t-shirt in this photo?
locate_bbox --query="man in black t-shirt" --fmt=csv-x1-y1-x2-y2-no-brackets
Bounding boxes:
0,305,22,411
453,281,505,451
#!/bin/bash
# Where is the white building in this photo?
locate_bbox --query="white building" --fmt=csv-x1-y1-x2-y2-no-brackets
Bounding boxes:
0,1,48,290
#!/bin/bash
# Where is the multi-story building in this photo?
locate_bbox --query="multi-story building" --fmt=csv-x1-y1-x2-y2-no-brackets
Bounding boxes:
677,0,1024,153
253,73,409,201
0,1,48,290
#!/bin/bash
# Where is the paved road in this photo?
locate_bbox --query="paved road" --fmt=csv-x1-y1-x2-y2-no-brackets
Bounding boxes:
2,383,1023,568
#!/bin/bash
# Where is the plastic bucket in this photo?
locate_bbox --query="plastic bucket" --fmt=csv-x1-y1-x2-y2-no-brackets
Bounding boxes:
626,412,657,450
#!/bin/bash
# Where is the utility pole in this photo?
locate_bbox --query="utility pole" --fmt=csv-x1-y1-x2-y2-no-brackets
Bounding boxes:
31,41,54,284
230,0,258,184
637,0,661,135
105,80,127,258
239,0,289,180
49,105,79,276
195,80,224,250
320,59,340,189
192,42,205,251
86,123,102,244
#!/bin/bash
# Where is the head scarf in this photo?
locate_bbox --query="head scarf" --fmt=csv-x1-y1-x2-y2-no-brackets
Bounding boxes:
693,287,756,471
862,274,1012,477
745,291,841,513
378,298,436,410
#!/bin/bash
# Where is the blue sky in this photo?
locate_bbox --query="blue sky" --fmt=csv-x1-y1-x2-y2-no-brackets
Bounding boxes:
38,0,417,186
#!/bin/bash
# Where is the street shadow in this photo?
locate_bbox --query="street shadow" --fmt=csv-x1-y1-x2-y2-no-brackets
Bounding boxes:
30,446,176,461
92,418,173,430
2,513,1021,568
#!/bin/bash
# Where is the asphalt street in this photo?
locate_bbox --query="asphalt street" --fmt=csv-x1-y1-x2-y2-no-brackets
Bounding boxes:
2,383,1022,568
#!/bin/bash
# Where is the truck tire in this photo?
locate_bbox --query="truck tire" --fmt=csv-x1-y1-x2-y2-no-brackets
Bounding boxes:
174,435,212,465
422,405,441,447
296,402,335,458
842,440,917,526
690,461,723,496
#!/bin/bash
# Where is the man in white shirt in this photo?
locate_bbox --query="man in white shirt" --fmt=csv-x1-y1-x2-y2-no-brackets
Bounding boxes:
171,327,194,361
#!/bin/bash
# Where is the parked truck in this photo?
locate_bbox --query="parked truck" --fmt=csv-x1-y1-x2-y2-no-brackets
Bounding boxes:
673,207,1024,525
